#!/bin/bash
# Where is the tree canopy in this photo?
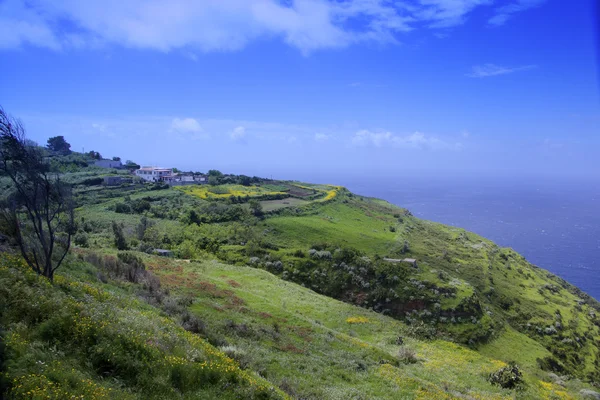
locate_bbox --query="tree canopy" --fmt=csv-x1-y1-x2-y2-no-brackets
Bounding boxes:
46,135,71,155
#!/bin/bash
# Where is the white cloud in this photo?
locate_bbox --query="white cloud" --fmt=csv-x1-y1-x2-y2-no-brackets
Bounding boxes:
170,117,202,133
230,126,246,141
0,0,411,53
417,0,493,28
0,0,540,53
314,133,330,142
489,0,546,26
466,63,537,78
169,117,209,140
0,0,61,50
351,130,462,150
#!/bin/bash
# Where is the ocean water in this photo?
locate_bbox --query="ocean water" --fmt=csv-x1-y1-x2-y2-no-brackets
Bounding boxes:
330,176,600,300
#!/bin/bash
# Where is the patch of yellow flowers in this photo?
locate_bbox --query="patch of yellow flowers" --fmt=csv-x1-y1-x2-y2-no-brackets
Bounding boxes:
538,381,574,400
346,316,369,324
176,185,286,200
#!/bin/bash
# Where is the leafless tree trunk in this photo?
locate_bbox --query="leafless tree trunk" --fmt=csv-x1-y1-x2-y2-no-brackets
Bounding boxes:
0,107,74,281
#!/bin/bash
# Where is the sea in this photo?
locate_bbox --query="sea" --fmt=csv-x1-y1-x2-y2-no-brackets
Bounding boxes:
313,175,600,301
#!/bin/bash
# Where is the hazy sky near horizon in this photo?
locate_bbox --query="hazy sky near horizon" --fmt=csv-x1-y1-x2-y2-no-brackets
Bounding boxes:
1,0,599,181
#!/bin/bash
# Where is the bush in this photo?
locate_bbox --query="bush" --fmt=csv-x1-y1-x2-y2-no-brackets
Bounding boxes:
406,320,437,340
115,202,132,213
80,177,103,186
397,347,418,364
74,232,89,247
292,249,305,258
131,199,151,214
219,345,251,369
488,363,524,389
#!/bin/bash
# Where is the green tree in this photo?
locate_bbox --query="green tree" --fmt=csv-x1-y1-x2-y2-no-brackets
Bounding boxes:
0,108,75,281
124,160,140,170
249,200,263,217
136,216,153,240
46,135,71,155
112,221,128,250
87,150,102,160
207,169,224,185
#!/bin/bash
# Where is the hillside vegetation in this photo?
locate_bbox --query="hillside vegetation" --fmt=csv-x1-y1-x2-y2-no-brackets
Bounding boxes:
1,153,599,399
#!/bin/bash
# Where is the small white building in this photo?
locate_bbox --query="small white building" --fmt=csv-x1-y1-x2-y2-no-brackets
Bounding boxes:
194,175,208,184
180,175,195,182
135,167,173,182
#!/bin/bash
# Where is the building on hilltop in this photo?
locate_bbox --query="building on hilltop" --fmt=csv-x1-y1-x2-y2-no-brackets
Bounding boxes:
194,174,208,184
94,159,123,169
135,167,174,182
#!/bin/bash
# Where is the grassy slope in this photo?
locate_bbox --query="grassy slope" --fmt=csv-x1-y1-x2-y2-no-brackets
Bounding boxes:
146,255,585,399
258,193,600,381
6,164,598,399
0,253,287,399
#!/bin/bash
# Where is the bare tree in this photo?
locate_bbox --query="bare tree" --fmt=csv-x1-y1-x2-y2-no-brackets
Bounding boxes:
0,108,75,281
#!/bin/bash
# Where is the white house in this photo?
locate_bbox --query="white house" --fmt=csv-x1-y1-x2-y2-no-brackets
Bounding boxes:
194,175,208,184
135,167,173,182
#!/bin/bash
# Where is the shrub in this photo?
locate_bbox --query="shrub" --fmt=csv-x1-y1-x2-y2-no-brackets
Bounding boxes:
115,202,132,213
397,347,418,364
406,320,437,340
219,345,250,369
292,249,305,258
180,311,206,334
488,363,524,389
74,232,89,247
131,199,151,214
80,177,103,186
138,241,154,254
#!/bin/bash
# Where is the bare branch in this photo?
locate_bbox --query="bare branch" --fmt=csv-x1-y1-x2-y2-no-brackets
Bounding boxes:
0,107,74,281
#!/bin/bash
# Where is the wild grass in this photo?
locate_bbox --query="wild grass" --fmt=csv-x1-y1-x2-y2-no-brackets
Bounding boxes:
137,255,594,399
0,252,287,400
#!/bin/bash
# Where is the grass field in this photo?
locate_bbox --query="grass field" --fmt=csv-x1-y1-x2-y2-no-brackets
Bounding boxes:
265,199,399,254
258,198,310,212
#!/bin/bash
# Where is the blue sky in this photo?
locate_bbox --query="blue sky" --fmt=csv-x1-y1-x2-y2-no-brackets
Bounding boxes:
1,0,599,182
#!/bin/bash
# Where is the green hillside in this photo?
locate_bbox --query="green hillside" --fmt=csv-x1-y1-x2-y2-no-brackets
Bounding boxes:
1,157,600,399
